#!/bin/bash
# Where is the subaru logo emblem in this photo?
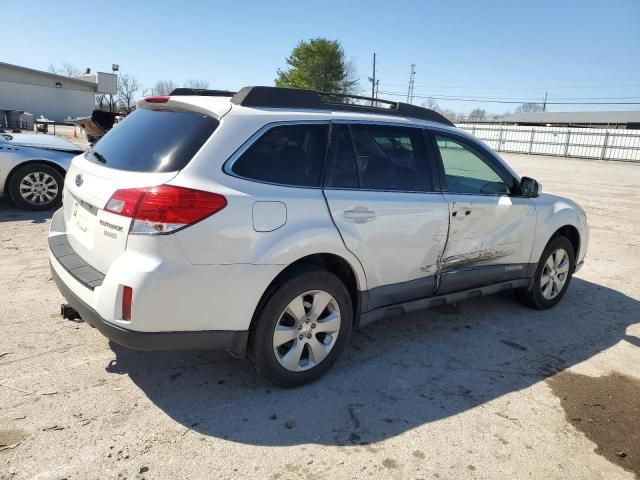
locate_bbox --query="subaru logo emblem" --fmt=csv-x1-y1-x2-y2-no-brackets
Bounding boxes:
75,174,83,187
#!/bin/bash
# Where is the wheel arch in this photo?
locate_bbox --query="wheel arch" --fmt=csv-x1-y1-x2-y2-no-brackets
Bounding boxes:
251,252,364,333
4,159,67,194
550,225,580,262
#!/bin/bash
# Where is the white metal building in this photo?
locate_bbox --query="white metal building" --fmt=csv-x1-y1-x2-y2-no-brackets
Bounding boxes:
0,62,116,123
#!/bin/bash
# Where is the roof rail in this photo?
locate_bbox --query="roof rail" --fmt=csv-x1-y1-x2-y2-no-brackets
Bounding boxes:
230,86,454,126
170,88,237,97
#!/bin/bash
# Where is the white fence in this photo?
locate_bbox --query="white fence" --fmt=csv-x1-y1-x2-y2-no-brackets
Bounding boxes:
456,123,640,162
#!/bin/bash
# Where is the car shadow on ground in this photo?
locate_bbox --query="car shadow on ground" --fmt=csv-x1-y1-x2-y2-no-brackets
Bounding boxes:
0,197,54,224
106,278,639,446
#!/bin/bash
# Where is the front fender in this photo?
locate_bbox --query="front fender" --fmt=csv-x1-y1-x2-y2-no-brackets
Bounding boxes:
531,193,588,263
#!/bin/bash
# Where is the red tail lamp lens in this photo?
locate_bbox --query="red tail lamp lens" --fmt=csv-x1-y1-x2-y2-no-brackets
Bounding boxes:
122,286,133,321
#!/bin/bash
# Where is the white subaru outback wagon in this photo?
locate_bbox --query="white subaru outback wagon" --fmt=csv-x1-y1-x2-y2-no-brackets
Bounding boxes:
49,86,589,387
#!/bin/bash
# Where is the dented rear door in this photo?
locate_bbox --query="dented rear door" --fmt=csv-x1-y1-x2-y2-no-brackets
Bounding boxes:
323,123,450,310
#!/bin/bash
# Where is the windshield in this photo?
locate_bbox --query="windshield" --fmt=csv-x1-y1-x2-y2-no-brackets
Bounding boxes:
85,108,219,172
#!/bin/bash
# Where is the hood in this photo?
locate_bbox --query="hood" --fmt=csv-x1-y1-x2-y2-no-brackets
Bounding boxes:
1,133,84,153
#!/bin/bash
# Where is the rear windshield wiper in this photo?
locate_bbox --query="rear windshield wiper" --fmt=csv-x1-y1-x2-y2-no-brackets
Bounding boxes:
91,150,107,164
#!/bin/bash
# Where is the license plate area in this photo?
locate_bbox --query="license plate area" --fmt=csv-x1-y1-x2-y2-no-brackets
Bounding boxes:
70,196,97,247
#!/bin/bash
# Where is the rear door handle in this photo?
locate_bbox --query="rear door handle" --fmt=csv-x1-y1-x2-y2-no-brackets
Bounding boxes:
343,208,376,223
452,208,472,218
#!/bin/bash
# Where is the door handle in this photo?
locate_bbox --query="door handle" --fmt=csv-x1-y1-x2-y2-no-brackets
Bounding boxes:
452,208,472,218
343,208,376,223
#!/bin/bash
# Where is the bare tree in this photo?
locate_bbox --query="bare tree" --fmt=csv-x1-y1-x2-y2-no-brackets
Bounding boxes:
153,80,178,95
515,102,543,113
95,93,117,113
440,108,462,123
118,73,142,113
184,79,210,89
96,93,107,111
47,62,82,77
421,97,441,112
468,108,488,122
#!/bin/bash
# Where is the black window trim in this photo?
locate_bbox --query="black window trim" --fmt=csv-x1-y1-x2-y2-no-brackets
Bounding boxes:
426,128,520,197
322,120,439,194
222,120,331,189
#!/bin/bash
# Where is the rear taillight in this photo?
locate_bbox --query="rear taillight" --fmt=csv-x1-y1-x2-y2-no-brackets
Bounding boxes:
122,286,133,321
105,185,227,234
144,96,169,103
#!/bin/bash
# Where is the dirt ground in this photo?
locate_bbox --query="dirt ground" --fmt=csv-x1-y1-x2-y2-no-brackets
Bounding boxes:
0,153,639,480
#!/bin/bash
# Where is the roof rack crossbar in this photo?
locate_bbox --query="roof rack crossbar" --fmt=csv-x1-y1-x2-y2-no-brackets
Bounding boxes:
230,86,454,126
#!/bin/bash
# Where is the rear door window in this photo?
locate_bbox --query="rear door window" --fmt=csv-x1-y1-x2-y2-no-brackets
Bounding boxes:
85,108,219,172
324,124,359,188
325,124,432,192
231,124,329,187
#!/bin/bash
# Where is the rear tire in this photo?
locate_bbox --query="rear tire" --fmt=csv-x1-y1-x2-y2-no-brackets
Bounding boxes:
516,235,575,310
248,266,353,388
8,163,64,211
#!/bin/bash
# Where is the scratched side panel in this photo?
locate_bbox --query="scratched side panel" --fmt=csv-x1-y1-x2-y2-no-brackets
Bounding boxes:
437,194,536,292
324,190,450,289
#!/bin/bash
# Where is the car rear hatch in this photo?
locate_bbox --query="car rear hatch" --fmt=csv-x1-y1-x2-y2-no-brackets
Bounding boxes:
61,97,230,274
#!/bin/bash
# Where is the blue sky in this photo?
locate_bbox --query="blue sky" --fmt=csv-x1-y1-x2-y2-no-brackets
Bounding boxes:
4,0,639,114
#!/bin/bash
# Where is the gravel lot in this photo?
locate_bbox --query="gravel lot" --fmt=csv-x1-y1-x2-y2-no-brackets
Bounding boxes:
1,153,639,480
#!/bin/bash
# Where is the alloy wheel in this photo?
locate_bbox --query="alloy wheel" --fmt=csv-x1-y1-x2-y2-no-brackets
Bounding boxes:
19,172,59,206
272,290,341,372
540,248,570,300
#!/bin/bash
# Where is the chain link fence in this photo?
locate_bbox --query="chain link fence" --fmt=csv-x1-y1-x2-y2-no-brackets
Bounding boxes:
457,123,640,162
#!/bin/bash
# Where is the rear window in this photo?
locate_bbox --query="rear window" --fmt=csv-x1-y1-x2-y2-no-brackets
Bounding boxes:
85,108,218,172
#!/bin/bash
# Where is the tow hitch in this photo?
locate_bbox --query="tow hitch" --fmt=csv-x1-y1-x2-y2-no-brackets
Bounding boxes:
60,303,82,322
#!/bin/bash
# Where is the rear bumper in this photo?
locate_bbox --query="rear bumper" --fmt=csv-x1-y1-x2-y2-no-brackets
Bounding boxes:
51,262,248,357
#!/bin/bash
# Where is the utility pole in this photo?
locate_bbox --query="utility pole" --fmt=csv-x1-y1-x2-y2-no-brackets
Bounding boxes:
368,52,377,106
406,64,416,104
542,92,548,112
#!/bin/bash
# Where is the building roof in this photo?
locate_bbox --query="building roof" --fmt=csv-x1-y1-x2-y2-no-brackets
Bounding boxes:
0,62,98,88
499,110,640,125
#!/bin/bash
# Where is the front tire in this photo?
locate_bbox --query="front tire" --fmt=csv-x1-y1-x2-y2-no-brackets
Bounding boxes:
517,235,575,309
248,266,353,388
8,163,64,211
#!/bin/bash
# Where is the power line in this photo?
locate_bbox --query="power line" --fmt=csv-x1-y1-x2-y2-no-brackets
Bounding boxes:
377,90,640,105
378,82,640,91
379,90,640,102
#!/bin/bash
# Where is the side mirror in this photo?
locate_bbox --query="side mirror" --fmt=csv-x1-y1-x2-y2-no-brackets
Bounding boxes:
520,176,540,197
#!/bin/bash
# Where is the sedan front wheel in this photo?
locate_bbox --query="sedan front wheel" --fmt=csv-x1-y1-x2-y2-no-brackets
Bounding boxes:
8,164,64,211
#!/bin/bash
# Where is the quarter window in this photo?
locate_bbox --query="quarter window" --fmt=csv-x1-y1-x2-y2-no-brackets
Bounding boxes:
232,124,328,187
435,135,510,195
